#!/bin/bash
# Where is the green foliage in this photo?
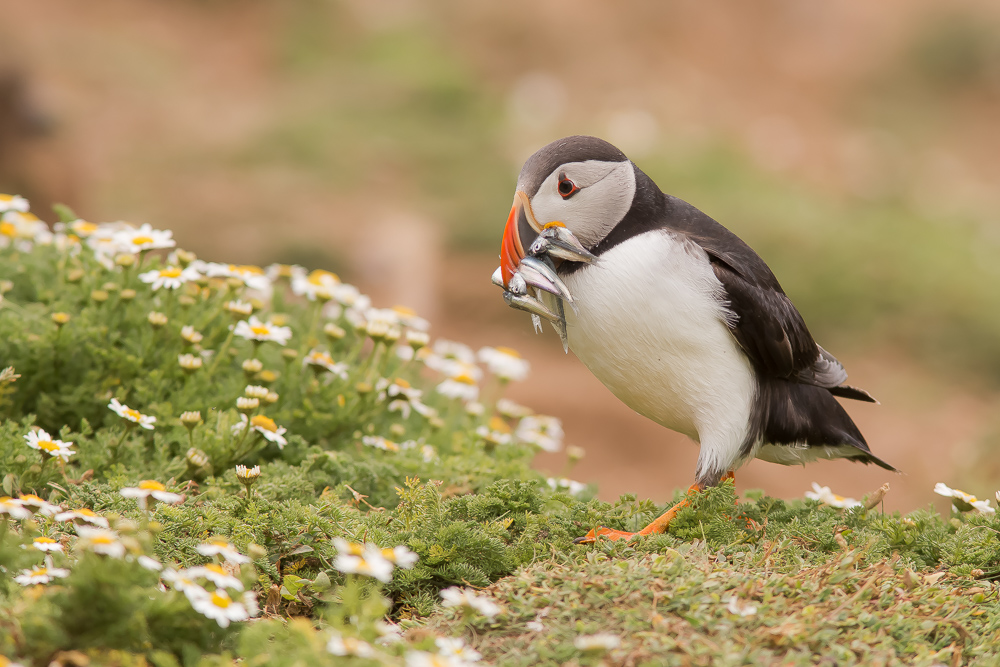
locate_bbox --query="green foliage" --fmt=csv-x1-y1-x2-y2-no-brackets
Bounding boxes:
1,201,1000,666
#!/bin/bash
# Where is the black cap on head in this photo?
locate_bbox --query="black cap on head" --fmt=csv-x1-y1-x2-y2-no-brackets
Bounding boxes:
517,135,629,197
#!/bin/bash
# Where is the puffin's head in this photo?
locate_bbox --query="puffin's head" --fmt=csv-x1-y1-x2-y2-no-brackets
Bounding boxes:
500,136,636,288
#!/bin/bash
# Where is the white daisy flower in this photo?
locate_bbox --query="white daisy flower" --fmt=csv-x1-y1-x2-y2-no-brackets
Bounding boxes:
389,305,430,331
54,508,109,527
0,497,31,520
333,283,367,308
137,555,163,571
14,565,70,586
435,637,482,663
725,596,759,617
362,435,400,452
425,340,478,376
547,477,587,497
18,494,62,516
163,568,208,598
380,544,419,569
333,538,396,583
805,482,862,509
378,378,437,419
236,397,259,412
0,193,29,213
476,420,513,446
327,632,377,658
178,354,203,371
232,413,288,448
496,398,533,419
196,537,251,564
108,398,156,430
185,564,244,591
233,316,292,346
202,262,271,291
1,211,51,248
573,634,621,652
514,415,563,453
113,223,176,252
138,265,200,290
23,428,75,461
235,464,261,483
265,263,306,282
375,621,404,645
243,385,268,399
477,346,530,382
405,651,477,667
291,269,340,301
224,299,254,318
30,536,64,552
439,587,501,620
180,325,204,345
74,526,126,558
120,480,184,510
420,444,437,462
189,588,256,628
302,349,349,379
436,375,480,402
934,483,995,514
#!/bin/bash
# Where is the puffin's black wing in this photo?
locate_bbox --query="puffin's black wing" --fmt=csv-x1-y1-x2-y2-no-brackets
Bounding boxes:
663,194,875,402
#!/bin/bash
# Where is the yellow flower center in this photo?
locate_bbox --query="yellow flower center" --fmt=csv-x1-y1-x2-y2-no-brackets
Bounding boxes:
495,346,521,358
161,267,183,278
75,508,98,517
138,480,166,491
90,535,114,545
124,408,144,421
211,591,232,608
394,378,410,388
0,222,16,236
488,416,510,433
250,415,277,432
37,440,59,452
308,269,339,285
239,265,264,275
309,352,333,364
208,538,231,548
73,221,98,235
250,325,271,336
21,495,44,503
34,567,48,576
452,374,477,385
392,305,416,317
343,542,365,556
35,537,57,545
132,235,154,245
206,563,227,576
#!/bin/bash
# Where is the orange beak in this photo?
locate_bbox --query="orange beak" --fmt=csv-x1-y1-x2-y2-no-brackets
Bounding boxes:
500,191,540,288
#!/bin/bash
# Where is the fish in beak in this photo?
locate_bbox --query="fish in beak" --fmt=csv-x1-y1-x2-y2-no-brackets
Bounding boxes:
498,191,597,304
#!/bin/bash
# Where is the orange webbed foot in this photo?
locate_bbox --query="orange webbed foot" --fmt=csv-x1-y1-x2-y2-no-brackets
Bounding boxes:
573,474,738,545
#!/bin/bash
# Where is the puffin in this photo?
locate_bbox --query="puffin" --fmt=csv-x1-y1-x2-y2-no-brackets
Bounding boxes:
493,135,897,543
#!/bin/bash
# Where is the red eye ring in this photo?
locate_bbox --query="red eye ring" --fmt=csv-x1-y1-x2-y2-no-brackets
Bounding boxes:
557,177,578,199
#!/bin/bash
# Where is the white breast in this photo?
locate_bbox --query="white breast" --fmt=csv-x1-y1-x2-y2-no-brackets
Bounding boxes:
561,230,757,479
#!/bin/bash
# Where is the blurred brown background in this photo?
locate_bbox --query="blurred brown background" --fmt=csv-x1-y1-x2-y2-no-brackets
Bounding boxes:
5,0,1000,513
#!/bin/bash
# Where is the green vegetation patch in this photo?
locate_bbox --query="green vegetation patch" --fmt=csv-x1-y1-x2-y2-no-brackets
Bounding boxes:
0,196,998,666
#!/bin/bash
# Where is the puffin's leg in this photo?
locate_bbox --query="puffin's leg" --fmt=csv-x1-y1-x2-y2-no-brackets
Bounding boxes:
573,472,736,544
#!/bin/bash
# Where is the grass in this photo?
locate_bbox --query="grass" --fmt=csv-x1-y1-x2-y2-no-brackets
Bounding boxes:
0,198,998,666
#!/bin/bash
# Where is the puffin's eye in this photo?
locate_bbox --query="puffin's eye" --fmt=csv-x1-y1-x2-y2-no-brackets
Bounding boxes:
557,177,578,199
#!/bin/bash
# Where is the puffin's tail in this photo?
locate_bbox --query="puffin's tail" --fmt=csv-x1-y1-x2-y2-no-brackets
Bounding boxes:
748,378,899,472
